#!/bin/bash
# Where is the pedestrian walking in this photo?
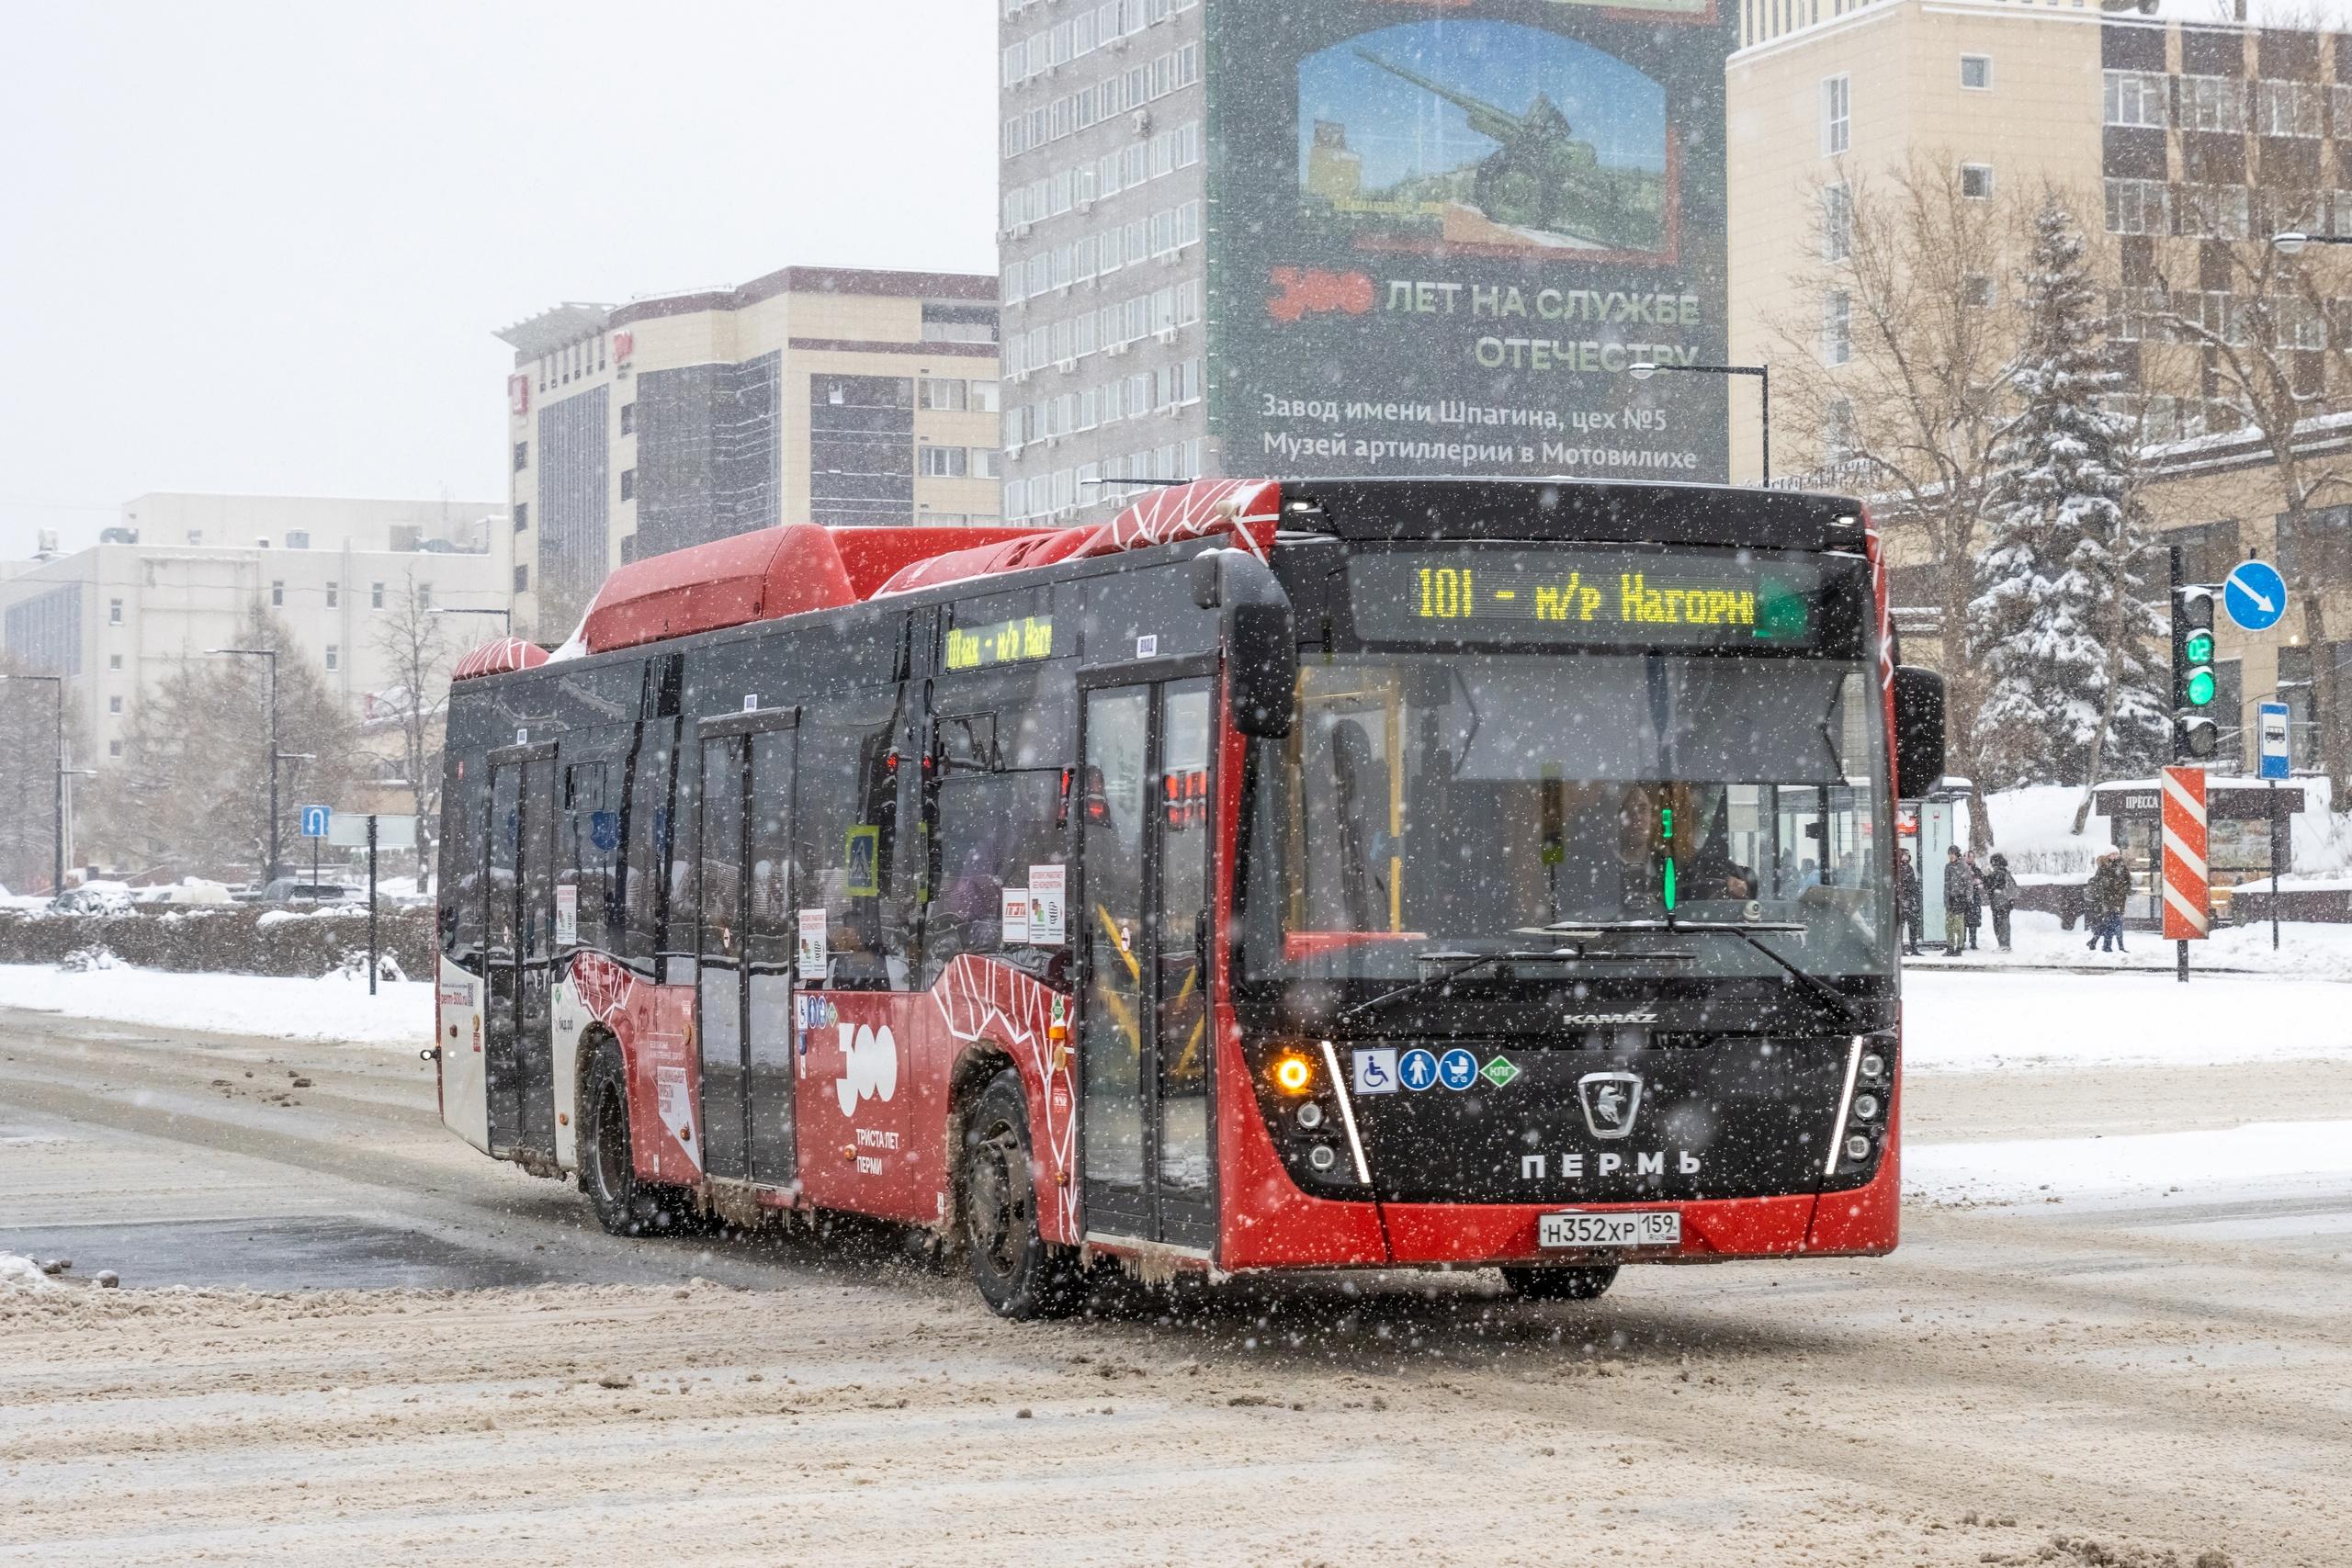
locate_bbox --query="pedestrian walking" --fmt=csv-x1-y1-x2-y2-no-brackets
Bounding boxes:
1941,845,1970,956
1984,852,2018,952
1963,851,1986,951
1896,849,1924,956
2086,848,2131,953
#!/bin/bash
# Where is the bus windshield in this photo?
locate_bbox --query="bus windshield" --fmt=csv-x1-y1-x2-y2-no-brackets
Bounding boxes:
1241,650,1894,987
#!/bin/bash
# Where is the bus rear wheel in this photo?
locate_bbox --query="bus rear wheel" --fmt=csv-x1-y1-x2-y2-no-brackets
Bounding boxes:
578,1039,690,1237
1500,1264,1620,1302
961,1068,1083,1320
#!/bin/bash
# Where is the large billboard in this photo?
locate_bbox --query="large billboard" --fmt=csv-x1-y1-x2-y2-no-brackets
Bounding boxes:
1206,0,1736,485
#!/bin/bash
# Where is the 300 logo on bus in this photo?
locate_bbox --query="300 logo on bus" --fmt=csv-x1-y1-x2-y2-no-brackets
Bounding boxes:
834,1023,899,1117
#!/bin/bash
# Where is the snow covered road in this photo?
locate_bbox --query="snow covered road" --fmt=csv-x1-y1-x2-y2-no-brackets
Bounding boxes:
3,996,2348,1565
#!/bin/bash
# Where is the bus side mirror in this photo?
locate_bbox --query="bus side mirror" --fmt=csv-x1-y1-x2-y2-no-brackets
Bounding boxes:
1203,549,1295,739
1893,665,1946,801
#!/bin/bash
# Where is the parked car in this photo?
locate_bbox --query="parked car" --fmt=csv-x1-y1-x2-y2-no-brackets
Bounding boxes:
52,882,136,915
252,878,356,906
137,879,237,907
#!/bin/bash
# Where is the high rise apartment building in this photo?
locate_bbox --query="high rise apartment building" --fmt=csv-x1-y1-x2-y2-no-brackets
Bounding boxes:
500,267,1002,639
998,0,1209,524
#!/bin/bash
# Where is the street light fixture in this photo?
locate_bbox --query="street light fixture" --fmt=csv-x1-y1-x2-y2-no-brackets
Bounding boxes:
0,672,67,899
1627,360,1773,484
208,647,282,885
2269,231,2352,256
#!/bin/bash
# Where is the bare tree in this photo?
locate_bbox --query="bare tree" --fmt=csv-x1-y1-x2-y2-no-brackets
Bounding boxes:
368,570,453,887
86,607,365,880
1772,154,2034,840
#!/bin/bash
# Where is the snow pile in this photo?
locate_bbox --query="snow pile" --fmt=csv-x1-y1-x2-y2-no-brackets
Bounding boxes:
1904,967,2352,1071
56,944,119,972
1,1253,55,1292
1908,1120,2352,1209
0,963,431,1047
1975,784,2112,878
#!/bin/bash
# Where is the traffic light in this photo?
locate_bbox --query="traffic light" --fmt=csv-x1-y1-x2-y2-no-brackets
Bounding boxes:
2173,581,2219,761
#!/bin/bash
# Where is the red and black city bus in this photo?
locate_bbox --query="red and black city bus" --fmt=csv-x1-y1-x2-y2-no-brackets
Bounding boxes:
433,477,1945,1316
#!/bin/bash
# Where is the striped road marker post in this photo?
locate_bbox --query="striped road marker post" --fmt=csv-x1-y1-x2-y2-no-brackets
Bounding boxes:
2161,764,2210,983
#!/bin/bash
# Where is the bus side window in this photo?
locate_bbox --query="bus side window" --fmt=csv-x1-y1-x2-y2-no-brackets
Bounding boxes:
797,716,903,992
562,761,615,951
622,723,674,969
440,752,488,972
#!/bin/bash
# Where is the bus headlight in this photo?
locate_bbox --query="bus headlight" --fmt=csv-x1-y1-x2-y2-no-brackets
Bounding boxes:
1295,1101,1325,1130
1852,1093,1881,1121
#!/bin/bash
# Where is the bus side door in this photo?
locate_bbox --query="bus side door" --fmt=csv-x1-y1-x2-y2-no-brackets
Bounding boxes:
1077,668,1217,1252
485,741,560,1163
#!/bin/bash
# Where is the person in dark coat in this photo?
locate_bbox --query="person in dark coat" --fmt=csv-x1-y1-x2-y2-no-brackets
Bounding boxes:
2086,848,2131,953
1895,849,1925,955
1984,852,2019,952
1941,845,1971,955
1962,851,1987,950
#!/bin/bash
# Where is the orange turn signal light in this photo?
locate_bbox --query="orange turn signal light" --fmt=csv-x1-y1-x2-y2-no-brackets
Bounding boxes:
1272,1054,1315,1095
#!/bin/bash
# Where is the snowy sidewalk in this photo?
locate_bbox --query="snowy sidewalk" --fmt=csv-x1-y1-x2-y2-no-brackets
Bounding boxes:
1900,909,2352,980
1907,1119,2352,1210
0,964,431,1048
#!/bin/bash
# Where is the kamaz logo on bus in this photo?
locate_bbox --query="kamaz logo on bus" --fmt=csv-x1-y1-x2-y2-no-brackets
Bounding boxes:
1561,1010,1657,1028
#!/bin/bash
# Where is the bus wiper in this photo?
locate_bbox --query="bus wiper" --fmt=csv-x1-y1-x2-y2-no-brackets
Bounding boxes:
1335,947,1583,1023
1544,918,1864,1030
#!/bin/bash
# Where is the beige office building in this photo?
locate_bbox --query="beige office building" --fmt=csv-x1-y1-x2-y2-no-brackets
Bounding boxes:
498,267,1003,641
1730,0,2352,767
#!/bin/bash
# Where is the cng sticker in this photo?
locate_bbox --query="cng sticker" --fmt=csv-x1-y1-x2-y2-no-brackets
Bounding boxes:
1480,1055,1521,1089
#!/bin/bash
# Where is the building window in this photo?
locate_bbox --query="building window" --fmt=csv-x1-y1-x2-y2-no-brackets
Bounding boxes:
514,502,528,534
922,378,969,412
417,581,432,611
619,402,635,435
370,581,385,609
284,530,310,550
1960,55,1992,91
1821,74,1850,156
1822,182,1852,262
971,447,1002,479
324,645,339,672
2259,80,2323,139
513,440,528,472
1963,275,1997,308
108,598,123,625
921,446,970,478
108,739,122,759
1960,164,1995,200
2177,184,2251,241
2104,70,2166,129
2105,178,2170,236
269,581,284,606
514,564,530,592
108,695,122,714
971,379,1001,413
619,468,636,502
325,581,338,608
107,654,122,671
2178,75,2245,134
1821,290,1852,366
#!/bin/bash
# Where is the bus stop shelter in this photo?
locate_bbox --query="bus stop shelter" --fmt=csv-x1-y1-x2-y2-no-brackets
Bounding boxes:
2092,777,2303,926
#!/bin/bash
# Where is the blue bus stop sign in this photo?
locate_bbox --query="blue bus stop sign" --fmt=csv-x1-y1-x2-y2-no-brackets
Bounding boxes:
2223,560,2288,633
2258,701,2293,782
299,805,332,839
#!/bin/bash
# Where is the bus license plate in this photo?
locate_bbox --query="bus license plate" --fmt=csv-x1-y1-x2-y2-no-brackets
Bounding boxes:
1539,1211,1680,1250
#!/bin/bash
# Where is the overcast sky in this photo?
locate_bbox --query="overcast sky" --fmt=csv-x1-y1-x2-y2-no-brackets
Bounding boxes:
0,2,998,558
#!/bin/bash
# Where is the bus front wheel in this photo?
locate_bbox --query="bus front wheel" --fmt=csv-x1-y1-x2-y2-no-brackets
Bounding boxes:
1500,1264,1620,1302
960,1068,1084,1320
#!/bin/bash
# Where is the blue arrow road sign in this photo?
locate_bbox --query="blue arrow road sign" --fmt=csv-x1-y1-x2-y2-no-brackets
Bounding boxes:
299,805,332,839
2223,559,2288,633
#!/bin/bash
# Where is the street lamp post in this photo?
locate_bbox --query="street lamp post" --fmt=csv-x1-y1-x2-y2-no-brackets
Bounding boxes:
1629,360,1772,485
0,673,66,899
209,647,281,886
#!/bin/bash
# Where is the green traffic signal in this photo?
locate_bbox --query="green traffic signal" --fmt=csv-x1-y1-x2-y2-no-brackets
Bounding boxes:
2184,629,2215,665
2185,667,2217,706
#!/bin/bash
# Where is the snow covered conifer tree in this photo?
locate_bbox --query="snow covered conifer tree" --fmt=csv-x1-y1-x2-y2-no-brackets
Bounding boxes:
1970,195,2166,797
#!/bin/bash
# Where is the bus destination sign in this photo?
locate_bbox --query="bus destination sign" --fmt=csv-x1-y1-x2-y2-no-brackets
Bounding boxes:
1348,550,1820,649
945,615,1055,672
